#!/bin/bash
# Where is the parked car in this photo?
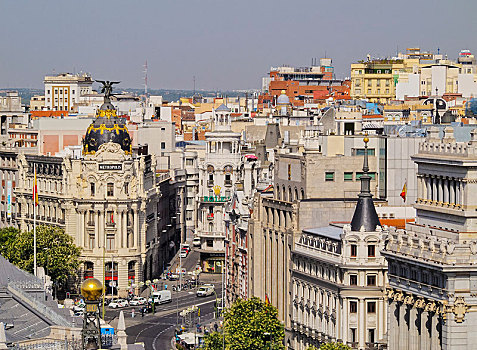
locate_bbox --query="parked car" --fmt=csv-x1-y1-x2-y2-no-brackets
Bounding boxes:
197,284,215,297
129,297,147,306
192,237,201,247
181,243,191,253
108,299,129,308
168,273,179,281
179,250,188,258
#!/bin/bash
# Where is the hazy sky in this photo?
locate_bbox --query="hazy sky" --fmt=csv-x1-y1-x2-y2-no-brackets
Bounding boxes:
1,0,476,91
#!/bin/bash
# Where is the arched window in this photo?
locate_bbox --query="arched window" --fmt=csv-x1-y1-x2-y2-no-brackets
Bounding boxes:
208,222,214,232
288,187,292,202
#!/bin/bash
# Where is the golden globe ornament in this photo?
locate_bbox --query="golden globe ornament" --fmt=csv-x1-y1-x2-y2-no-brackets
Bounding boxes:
81,278,104,301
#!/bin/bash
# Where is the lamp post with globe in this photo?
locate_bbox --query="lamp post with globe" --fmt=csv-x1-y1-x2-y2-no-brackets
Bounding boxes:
81,278,104,350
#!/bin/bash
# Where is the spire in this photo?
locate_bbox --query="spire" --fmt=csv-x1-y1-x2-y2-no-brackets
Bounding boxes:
350,135,381,232
117,311,128,349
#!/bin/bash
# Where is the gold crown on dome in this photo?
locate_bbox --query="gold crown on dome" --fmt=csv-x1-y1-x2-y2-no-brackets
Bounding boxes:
97,109,117,118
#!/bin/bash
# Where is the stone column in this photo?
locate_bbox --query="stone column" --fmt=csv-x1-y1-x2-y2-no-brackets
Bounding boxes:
426,176,431,201
95,211,100,249
342,298,348,344
359,298,365,349
122,211,127,248
408,306,419,350
437,177,443,203
431,313,440,350
79,210,85,248
133,209,138,248
399,304,409,350
99,210,105,249
449,179,455,205
378,298,384,341
388,301,398,350
117,209,122,249
456,180,461,205
443,178,449,204
420,310,430,350
461,180,466,208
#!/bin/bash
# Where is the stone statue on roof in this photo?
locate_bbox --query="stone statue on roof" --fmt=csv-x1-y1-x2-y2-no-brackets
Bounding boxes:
95,80,120,102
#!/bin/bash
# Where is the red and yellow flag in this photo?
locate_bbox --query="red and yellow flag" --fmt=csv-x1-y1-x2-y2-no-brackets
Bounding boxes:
33,166,38,206
400,181,407,202
265,293,270,304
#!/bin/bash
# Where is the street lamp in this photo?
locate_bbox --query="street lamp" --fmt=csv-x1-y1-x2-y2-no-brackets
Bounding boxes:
81,278,104,350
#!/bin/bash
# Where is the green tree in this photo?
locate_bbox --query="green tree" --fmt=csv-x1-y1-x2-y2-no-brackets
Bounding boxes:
318,342,351,350
0,225,81,286
203,331,223,350
225,297,284,350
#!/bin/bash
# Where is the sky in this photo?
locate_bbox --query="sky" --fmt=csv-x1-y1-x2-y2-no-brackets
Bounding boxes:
0,0,476,91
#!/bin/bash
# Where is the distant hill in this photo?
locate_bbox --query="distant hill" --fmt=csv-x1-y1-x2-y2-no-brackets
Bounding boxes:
0,87,249,106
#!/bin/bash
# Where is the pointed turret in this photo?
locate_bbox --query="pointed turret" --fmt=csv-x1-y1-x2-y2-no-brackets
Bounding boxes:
350,135,381,232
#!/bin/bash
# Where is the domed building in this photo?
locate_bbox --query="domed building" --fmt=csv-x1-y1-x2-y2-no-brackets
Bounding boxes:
83,102,132,155
15,84,179,296
275,90,291,116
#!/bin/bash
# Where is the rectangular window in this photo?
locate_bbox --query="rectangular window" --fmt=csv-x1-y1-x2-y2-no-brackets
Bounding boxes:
368,245,376,257
367,275,376,286
350,274,358,285
355,148,375,156
161,142,166,149
350,301,358,313
186,159,194,166
344,172,353,181
207,239,213,247
124,182,129,194
350,244,357,257
106,234,115,250
90,183,95,196
356,172,376,180
367,301,376,313
325,172,335,181
107,183,114,197
88,234,95,249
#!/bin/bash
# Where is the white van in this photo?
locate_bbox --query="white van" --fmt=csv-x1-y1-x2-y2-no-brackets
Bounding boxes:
196,284,215,297
148,290,172,304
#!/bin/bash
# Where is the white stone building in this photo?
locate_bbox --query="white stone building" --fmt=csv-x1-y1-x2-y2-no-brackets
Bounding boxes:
196,105,242,273
290,138,388,350
383,126,477,350
44,73,93,111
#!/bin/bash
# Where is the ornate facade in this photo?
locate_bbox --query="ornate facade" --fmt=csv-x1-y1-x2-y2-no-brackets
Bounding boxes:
290,137,388,350
383,126,477,350
15,96,170,296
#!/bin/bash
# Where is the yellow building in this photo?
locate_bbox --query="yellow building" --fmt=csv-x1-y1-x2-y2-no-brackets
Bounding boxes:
351,59,411,103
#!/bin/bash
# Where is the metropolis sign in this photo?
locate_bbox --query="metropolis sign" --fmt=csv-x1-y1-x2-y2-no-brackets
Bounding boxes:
99,164,122,171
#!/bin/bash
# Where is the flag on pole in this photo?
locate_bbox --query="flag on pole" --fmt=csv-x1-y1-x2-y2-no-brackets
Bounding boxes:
265,293,270,304
33,167,38,206
111,212,114,224
400,181,407,202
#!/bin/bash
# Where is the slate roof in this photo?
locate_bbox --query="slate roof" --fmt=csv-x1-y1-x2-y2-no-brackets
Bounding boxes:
0,255,75,344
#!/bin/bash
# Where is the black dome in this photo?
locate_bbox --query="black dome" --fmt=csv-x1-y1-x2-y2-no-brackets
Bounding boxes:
83,104,132,155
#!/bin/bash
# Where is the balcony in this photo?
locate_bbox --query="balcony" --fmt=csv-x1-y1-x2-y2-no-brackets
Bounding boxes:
207,180,214,187
58,219,65,224
207,213,214,220
224,179,232,187
106,222,116,227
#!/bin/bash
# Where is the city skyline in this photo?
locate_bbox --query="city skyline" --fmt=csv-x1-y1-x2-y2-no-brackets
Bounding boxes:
1,0,476,90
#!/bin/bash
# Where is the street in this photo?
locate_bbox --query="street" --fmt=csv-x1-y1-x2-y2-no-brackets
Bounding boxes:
103,247,223,350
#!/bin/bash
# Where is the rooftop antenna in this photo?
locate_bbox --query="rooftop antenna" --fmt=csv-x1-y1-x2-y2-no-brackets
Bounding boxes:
193,75,196,95
143,60,148,96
